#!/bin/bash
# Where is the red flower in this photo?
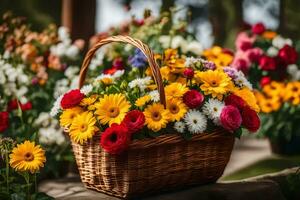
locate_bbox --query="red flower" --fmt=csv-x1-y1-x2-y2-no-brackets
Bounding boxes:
251,23,265,35
247,48,263,63
278,45,298,65
112,58,124,70
0,111,9,132
61,89,85,109
225,94,247,111
183,68,194,79
7,99,32,111
20,102,32,111
220,105,242,132
103,67,118,75
122,110,145,134
260,76,271,87
233,58,250,74
241,106,260,132
100,123,130,154
240,41,252,51
259,55,276,71
183,90,204,109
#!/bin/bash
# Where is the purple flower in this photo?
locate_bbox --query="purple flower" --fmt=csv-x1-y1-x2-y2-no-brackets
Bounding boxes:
202,60,216,70
128,49,147,68
223,67,238,79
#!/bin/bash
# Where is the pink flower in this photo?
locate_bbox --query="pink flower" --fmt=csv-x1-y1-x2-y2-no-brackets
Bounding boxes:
183,90,204,109
183,68,194,79
246,48,263,63
220,105,242,132
232,50,251,73
235,32,256,51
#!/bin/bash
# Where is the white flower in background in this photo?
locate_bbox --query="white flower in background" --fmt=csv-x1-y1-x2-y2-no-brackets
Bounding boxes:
185,57,198,68
234,71,253,89
272,35,293,49
3,50,10,59
158,35,171,49
58,26,70,42
287,64,300,81
19,96,28,104
80,84,93,95
66,45,80,59
202,99,224,125
54,78,69,98
16,86,28,99
149,90,160,102
50,95,63,117
0,70,6,84
174,121,185,133
39,126,65,146
111,70,125,79
171,35,185,49
34,112,51,127
128,76,152,91
267,46,278,57
89,49,105,70
184,110,207,134
64,66,79,79
69,76,79,89
186,41,203,55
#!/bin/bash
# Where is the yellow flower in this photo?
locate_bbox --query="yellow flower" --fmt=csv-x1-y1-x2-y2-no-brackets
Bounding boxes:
95,93,131,125
202,46,233,67
144,103,170,132
101,77,113,85
10,141,46,173
165,82,188,100
259,96,281,113
69,111,97,144
283,82,300,105
60,107,84,128
234,87,260,112
80,96,97,110
163,49,185,73
196,70,232,100
135,95,151,107
166,98,187,122
262,81,284,98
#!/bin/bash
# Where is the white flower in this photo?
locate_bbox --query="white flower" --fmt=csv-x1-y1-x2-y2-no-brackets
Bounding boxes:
66,45,79,58
149,90,160,102
39,126,65,146
19,96,28,104
186,41,203,55
80,84,93,95
34,112,51,127
158,35,171,49
267,46,278,57
128,76,152,91
64,66,79,79
16,86,28,98
171,35,185,49
174,121,185,133
234,71,253,89
69,76,79,89
272,35,293,49
202,99,224,125
185,57,199,68
184,110,207,134
58,26,70,42
111,70,125,79
287,64,298,75
50,95,63,117
0,70,6,84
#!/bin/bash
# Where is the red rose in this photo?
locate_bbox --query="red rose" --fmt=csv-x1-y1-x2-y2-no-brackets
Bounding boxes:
278,45,298,65
122,110,145,134
225,94,247,111
247,48,263,63
0,111,9,132
260,76,271,87
240,41,252,51
100,123,130,154
7,99,32,111
241,106,260,132
183,68,194,79
251,23,265,35
61,89,85,109
233,58,250,74
112,58,124,70
183,90,204,109
220,105,242,132
103,67,118,75
20,102,32,111
259,55,276,71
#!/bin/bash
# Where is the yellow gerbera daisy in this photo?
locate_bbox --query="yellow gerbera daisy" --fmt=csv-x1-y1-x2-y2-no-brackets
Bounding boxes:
80,96,97,110
10,141,46,173
234,87,260,112
101,77,113,85
195,70,232,100
144,103,170,132
165,82,188,100
262,81,284,98
60,107,84,128
95,93,131,125
69,111,97,144
166,98,187,122
135,95,151,107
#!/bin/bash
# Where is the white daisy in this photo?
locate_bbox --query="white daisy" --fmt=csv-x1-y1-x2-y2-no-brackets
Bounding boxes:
111,70,125,79
202,99,224,125
50,95,63,117
184,110,207,134
174,121,185,133
80,84,93,95
234,71,253,89
128,76,152,91
267,46,278,57
149,90,160,102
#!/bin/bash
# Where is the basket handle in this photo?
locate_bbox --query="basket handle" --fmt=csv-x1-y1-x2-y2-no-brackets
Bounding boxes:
78,35,166,107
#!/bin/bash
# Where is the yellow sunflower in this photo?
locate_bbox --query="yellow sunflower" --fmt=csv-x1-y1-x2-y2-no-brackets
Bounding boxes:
80,96,97,110
69,111,98,144
144,103,170,132
262,81,284,98
234,87,260,112
165,82,188,100
10,141,46,173
195,70,232,100
95,93,131,125
60,107,84,128
283,82,300,105
163,49,186,73
202,46,233,67
166,98,187,122
135,95,151,107
259,96,282,113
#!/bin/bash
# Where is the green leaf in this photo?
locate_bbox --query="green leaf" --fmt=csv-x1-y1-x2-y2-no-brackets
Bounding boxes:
234,128,243,139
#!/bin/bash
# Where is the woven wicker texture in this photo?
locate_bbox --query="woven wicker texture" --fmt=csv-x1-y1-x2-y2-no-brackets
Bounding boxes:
73,35,235,198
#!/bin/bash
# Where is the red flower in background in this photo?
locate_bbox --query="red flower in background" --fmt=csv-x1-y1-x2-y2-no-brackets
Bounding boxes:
122,110,145,134
225,94,247,111
233,58,250,74
260,76,271,87
183,68,194,79
246,48,263,63
20,102,32,111
100,123,130,154
7,99,32,112
220,105,242,132
241,106,260,132
103,58,124,75
0,111,9,132
278,45,298,65
251,23,265,35
61,89,84,109
259,55,276,71
183,90,204,109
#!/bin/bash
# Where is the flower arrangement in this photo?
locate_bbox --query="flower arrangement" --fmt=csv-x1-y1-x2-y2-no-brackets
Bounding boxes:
52,39,260,155
202,46,234,68
232,22,299,89
0,138,53,199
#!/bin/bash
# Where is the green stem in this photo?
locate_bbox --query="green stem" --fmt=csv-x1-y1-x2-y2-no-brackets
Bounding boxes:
34,173,37,193
5,151,9,193
23,172,31,200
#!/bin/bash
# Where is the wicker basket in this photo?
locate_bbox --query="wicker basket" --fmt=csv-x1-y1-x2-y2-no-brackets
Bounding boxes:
73,35,235,198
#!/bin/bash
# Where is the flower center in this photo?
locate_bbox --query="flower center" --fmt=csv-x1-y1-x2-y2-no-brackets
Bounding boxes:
24,152,34,162
193,119,198,124
213,107,218,112
80,124,88,132
211,80,218,86
151,111,162,121
169,105,179,114
110,133,118,142
108,107,120,118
